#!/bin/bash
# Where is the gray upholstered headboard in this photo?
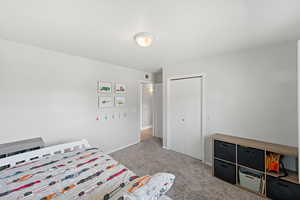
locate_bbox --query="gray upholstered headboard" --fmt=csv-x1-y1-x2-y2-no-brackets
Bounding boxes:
0,138,44,159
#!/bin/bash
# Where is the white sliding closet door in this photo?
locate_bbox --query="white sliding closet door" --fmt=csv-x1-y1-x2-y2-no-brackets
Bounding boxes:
169,77,202,160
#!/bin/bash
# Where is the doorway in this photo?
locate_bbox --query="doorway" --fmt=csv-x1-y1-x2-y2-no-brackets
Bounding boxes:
140,82,154,141
167,75,205,160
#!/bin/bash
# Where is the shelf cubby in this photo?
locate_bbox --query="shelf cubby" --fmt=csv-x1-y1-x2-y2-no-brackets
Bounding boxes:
212,133,300,199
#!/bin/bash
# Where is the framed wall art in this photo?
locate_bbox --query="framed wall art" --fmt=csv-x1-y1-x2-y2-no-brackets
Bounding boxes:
115,96,126,107
98,81,112,93
98,96,114,108
115,83,126,94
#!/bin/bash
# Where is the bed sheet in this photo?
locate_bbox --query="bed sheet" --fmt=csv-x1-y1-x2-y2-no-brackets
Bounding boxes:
0,147,136,200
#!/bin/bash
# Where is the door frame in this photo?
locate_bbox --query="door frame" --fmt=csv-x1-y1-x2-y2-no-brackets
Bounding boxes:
166,74,207,161
138,80,154,142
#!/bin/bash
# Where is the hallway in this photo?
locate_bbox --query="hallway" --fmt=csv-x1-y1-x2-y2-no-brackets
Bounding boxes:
140,128,153,141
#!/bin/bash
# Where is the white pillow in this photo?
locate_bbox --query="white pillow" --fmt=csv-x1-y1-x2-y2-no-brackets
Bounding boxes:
122,173,175,200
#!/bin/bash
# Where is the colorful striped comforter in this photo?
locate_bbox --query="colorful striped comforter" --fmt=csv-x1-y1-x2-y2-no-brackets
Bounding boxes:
0,147,174,200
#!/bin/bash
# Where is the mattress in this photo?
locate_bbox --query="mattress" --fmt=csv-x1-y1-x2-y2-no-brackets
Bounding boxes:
0,147,173,200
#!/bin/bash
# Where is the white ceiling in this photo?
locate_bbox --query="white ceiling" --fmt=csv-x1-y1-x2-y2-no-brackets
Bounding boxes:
0,0,300,72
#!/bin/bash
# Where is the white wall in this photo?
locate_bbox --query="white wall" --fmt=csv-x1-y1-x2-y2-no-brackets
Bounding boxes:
0,39,149,153
141,84,153,128
163,42,298,164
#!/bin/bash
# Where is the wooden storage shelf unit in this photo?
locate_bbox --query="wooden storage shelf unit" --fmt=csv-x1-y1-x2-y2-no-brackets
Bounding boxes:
237,164,265,174
236,184,266,198
213,134,299,199
266,170,299,185
214,157,235,165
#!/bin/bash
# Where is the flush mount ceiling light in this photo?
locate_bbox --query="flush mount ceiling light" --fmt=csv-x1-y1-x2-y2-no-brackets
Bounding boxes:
134,32,153,47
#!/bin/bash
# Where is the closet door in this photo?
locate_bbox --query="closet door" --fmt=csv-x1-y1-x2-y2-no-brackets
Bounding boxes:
169,77,202,160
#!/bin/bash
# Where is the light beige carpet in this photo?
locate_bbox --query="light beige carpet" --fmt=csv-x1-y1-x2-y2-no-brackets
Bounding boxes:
110,137,264,200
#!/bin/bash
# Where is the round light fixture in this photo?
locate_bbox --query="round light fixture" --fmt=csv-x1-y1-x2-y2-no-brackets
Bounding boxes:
134,32,153,47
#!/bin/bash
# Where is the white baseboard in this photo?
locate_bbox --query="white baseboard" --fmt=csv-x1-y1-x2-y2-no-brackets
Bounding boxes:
106,141,139,154
162,146,169,150
141,125,152,130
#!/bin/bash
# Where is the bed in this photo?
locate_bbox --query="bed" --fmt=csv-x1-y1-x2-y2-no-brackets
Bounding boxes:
0,139,174,200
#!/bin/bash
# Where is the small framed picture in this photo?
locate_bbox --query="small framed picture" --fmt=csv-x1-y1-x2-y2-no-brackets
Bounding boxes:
115,96,126,107
98,81,112,93
115,83,126,94
98,96,114,108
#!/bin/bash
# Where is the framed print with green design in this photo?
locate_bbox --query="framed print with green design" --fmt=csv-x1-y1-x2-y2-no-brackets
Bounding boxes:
98,81,112,93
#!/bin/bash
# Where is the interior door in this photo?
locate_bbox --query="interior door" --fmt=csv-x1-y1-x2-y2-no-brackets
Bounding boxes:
169,77,202,159
153,84,163,138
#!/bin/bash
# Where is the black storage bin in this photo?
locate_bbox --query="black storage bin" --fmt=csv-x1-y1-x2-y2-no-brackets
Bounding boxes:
267,176,300,200
214,140,236,163
214,159,236,184
237,145,265,172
